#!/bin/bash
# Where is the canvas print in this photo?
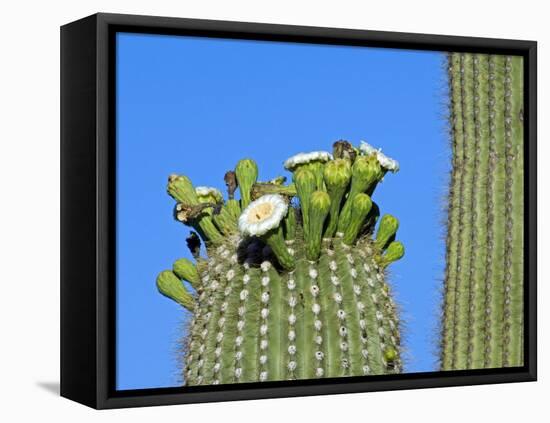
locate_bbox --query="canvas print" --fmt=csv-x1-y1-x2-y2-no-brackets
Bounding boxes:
116,33,524,390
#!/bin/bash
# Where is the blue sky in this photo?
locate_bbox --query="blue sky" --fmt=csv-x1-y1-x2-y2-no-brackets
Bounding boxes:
116,32,449,390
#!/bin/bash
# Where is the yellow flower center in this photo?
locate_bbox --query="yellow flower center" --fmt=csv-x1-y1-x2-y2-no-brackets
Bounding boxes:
247,202,274,223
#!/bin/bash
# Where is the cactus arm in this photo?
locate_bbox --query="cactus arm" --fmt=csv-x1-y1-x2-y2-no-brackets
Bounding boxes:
504,56,524,366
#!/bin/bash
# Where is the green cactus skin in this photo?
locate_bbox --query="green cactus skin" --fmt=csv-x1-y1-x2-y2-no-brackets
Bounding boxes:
441,53,524,370
158,142,405,385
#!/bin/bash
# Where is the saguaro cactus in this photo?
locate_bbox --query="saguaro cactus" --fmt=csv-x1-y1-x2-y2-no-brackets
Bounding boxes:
441,53,524,370
157,140,405,385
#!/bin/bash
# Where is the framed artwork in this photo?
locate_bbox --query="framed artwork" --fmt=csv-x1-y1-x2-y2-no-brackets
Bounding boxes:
60,13,537,409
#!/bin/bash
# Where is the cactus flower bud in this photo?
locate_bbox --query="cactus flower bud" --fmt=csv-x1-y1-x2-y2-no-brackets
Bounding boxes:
235,158,258,209
168,176,223,244
195,186,223,205
306,191,331,260
375,214,399,250
379,241,405,268
294,168,316,236
156,270,195,310
173,258,201,289
323,159,352,237
284,151,332,190
359,141,399,173
343,193,372,245
167,174,199,205
337,155,382,232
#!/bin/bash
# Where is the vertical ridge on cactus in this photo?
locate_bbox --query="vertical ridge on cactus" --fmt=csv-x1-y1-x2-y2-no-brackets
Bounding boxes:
441,53,524,370
157,140,405,385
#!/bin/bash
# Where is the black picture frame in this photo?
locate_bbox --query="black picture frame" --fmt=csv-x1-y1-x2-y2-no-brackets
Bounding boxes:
60,12,537,409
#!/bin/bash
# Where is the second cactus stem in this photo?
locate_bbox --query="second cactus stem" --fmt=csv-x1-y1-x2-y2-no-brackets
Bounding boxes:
441,52,524,370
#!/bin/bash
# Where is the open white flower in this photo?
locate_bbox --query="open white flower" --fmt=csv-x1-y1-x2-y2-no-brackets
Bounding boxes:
238,194,288,237
195,186,223,202
359,141,399,172
283,151,333,171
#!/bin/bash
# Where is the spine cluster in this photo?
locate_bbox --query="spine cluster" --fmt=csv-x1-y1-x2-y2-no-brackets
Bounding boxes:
441,53,524,370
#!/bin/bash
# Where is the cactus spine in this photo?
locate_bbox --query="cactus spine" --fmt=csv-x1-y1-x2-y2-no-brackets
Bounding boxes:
441,53,524,370
157,141,405,385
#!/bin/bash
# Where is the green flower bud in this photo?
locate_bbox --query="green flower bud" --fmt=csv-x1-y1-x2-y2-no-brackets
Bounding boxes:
342,193,372,245
235,158,258,209
284,206,297,240
306,191,331,260
294,168,316,236
337,155,382,232
225,199,241,220
323,159,352,237
168,176,223,244
350,154,383,195
379,240,405,268
195,186,223,205
384,347,398,363
156,270,195,310
167,175,199,205
212,204,239,236
375,214,399,250
173,258,201,289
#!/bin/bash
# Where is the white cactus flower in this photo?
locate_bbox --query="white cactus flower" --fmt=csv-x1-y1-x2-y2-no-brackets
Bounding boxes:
238,194,288,236
283,151,333,171
359,141,400,172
